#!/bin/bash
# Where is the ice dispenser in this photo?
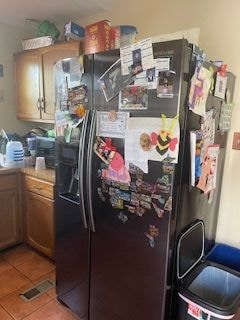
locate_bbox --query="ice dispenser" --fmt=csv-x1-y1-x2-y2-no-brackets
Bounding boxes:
55,139,80,203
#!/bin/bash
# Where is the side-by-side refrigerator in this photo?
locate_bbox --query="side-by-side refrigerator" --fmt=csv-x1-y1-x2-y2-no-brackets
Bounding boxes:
55,39,235,320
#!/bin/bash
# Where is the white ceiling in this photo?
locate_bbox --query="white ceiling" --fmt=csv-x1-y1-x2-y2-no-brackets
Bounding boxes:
0,0,118,27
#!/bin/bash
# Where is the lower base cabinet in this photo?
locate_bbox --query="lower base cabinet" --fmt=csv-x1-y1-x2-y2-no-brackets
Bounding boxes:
0,173,22,249
23,175,55,259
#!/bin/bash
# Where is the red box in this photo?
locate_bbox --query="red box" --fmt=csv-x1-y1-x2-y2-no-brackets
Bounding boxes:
84,20,111,54
110,26,121,49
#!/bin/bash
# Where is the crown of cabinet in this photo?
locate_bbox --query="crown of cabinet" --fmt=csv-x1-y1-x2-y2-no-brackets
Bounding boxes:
14,40,82,123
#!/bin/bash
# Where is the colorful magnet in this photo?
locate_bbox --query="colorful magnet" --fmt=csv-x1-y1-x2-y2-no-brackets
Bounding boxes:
97,188,106,202
158,175,170,185
117,212,128,223
135,206,146,217
162,164,174,175
119,183,129,191
145,225,159,248
139,194,152,203
118,191,131,202
110,196,124,209
102,151,131,184
129,163,144,175
125,205,136,214
140,200,151,210
101,181,108,193
94,137,117,164
152,203,164,218
164,196,172,212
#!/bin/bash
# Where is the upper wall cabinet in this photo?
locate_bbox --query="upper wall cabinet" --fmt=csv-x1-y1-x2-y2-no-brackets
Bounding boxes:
14,41,82,123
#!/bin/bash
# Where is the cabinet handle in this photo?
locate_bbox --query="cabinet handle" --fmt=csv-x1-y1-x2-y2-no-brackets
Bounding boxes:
41,98,46,113
33,185,43,191
36,99,41,110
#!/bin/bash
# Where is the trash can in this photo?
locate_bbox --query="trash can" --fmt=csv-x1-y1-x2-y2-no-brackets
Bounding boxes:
177,220,240,320
206,243,240,272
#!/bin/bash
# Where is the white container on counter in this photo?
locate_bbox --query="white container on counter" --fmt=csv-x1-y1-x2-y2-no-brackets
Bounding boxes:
5,141,25,168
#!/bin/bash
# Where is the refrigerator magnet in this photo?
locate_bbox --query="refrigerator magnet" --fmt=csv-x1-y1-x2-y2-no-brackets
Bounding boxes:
117,212,128,223
164,196,172,212
152,203,164,218
110,196,124,209
97,188,106,202
140,201,151,210
145,225,159,248
119,182,129,191
156,70,175,98
125,205,136,214
135,206,146,217
93,137,116,164
119,85,148,110
214,72,227,100
162,164,174,175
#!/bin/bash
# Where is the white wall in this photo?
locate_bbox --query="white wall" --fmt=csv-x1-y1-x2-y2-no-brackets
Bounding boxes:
0,22,35,135
78,0,240,247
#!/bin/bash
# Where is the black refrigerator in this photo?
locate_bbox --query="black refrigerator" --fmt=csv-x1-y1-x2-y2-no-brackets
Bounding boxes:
55,39,235,320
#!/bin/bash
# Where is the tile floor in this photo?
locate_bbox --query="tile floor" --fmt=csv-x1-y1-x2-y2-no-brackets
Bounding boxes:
0,244,79,320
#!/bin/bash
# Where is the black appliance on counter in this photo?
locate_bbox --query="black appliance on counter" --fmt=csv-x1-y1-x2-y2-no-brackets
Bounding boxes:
55,39,235,320
35,136,55,168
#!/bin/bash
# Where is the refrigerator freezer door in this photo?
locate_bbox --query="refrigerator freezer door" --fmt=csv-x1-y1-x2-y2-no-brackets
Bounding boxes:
55,114,91,319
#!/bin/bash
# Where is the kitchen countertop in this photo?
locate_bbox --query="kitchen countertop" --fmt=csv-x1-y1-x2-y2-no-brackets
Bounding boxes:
0,166,55,183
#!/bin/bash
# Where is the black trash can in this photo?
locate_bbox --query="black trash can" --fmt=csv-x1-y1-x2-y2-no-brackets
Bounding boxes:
177,220,240,320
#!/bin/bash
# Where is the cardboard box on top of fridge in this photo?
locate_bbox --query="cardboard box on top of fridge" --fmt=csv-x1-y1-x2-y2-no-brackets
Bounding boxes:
84,20,111,54
64,21,85,41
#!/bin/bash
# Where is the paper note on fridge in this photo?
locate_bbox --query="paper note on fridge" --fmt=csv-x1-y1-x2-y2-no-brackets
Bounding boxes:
126,116,180,163
120,38,154,76
188,66,212,116
125,129,149,173
96,111,129,138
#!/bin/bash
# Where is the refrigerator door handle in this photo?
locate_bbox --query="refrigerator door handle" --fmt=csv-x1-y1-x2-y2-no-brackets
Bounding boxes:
78,110,89,229
87,110,97,232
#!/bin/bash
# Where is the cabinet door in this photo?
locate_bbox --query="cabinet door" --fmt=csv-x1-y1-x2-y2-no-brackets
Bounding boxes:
25,191,54,258
14,50,41,120
0,189,21,249
40,41,81,121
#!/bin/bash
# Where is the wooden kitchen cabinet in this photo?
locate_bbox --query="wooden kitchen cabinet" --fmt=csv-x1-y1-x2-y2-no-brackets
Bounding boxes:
0,173,22,250
14,40,81,122
22,175,55,258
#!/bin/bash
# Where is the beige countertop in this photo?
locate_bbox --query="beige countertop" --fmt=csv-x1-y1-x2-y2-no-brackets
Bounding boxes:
0,166,55,183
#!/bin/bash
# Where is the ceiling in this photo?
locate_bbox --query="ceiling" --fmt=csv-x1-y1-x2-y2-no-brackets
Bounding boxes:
0,0,118,28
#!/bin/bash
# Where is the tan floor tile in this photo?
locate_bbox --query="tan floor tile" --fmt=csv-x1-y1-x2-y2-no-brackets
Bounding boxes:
15,255,55,282
0,269,30,299
0,305,13,320
23,300,78,320
0,283,52,320
1,245,39,267
33,270,56,284
0,257,13,274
